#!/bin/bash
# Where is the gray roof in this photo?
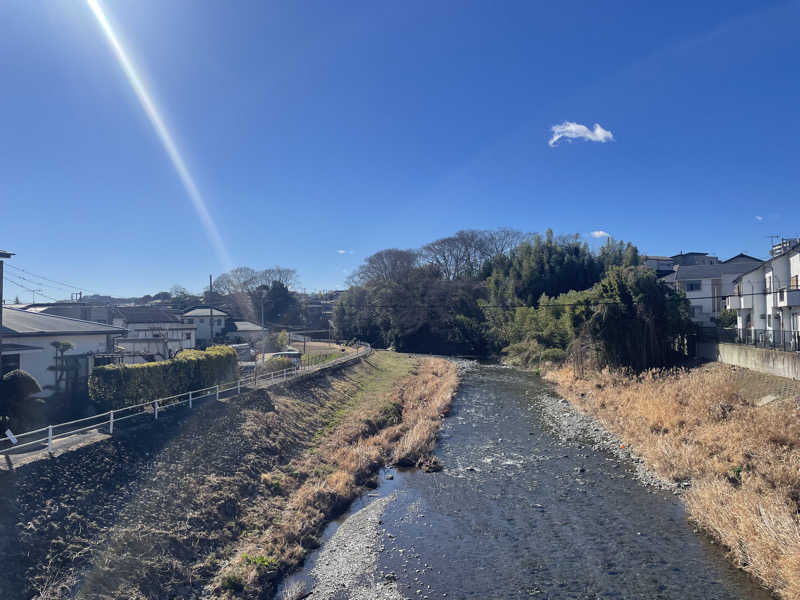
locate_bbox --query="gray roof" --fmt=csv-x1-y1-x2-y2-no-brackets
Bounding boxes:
182,307,228,317
664,260,763,281
113,306,179,324
233,320,265,332
732,241,800,282
0,307,126,337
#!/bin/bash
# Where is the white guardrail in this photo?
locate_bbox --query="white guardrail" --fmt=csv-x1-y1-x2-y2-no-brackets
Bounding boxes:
1,340,371,456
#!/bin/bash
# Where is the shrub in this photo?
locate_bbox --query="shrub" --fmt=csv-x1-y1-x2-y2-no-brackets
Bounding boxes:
89,345,238,411
0,369,43,429
260,357,294,374
539,348,567,363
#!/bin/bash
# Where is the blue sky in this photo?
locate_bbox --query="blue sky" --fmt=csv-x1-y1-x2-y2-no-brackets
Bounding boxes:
2,1,799,299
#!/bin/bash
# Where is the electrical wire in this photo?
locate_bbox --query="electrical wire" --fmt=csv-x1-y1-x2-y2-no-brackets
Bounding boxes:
4,276,60,302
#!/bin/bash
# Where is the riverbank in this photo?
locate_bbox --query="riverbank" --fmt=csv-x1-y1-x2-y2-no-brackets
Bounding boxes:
545,362,800,599
210,353,459,599
0,351,458,600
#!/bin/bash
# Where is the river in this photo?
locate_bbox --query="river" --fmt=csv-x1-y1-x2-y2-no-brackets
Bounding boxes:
277,364,771,600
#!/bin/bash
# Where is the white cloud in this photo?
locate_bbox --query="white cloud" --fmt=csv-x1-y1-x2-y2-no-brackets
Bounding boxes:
591,230,611,238
755,215,764,222
336,249,353,255
549,121,614,147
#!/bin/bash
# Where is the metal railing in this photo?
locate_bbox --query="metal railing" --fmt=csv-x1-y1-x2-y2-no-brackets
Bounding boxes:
700,327,800,352
1,340,370,456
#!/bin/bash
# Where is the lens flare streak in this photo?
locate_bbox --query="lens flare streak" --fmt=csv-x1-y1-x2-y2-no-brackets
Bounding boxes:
87,0,232,268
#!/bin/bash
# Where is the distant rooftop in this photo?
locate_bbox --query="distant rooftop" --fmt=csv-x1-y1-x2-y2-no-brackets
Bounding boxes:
233,320,266,332
182,306,229,317
113,306,180,324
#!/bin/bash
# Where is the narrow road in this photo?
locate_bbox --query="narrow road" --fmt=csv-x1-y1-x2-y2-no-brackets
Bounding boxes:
278,364,771,600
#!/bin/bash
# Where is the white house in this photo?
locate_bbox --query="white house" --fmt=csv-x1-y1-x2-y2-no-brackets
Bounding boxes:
728,242,800,340
0,307,126,396
660,254,763,326
111,306,196,361
181,307,230,344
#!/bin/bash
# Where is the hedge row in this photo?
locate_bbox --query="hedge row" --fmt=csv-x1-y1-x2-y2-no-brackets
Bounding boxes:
89,345,238,411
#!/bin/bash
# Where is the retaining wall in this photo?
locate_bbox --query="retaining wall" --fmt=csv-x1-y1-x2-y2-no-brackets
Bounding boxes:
697,342,800,380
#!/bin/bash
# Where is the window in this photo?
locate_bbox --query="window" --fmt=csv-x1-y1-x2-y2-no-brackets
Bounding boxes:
792,275,799,290
185,332,191,340
199,318,205,323
691,305,701,317
186,318,194,324
216,319,222,326
766,276,772,292
768,315,772,327
1,354,20,377
685,280,701,292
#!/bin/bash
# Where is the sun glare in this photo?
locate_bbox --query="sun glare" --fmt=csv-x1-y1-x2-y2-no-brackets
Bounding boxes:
86,0,232,269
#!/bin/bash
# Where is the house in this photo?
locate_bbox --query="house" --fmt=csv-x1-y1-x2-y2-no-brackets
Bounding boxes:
0,307,126,396
660,254,763,326
12,302,112,324
228,320,268,344
727,241,800,336
644,256,676,278
646,252,723,278
111,306,197,361
181,306,231,344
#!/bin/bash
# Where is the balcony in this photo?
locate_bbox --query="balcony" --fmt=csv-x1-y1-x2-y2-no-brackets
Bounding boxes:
726,295,750,310
775,287,800,308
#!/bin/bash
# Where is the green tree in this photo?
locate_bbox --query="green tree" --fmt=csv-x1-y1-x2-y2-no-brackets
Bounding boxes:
713,308,737,328
277,330,289,349
0,369,43,429
588,266,692,371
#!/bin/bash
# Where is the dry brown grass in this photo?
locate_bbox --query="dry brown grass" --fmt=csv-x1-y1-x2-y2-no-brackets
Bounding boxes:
213,355,459,598
545,363,800,598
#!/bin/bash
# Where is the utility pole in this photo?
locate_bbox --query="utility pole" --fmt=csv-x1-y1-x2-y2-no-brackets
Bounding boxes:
209,274,214,343
0,250,15,377
32,289,42,304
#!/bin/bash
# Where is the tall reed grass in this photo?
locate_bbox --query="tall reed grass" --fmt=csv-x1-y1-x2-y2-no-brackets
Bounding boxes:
214,356,459,597
546,364,800,598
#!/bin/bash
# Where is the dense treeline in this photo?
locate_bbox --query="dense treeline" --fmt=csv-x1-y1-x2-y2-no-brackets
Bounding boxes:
333,228,691,370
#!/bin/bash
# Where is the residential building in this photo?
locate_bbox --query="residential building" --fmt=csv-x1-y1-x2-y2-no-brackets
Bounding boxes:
727,241,800,337
12,302,112,324
181,306,231,344
661,254,763,326
0,307,126,396
228,320,268,344
111,306,197,361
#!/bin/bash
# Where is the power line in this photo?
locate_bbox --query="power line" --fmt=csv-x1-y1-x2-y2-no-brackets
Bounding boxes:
2,269,76,294
347,288,795,311
5,264,101,296
4,276,59,302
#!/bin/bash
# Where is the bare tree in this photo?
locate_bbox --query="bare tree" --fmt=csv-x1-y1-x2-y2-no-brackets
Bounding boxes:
349,249,419,286
421,229,527,280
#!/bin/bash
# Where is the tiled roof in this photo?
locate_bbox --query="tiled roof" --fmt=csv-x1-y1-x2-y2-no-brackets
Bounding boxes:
233,321,265,332
1,307,126,337
182,307,229,317
113,306,180,324
666,261,762,281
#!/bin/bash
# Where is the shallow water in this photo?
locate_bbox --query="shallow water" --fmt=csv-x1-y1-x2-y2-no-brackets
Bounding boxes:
278,365,772,599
